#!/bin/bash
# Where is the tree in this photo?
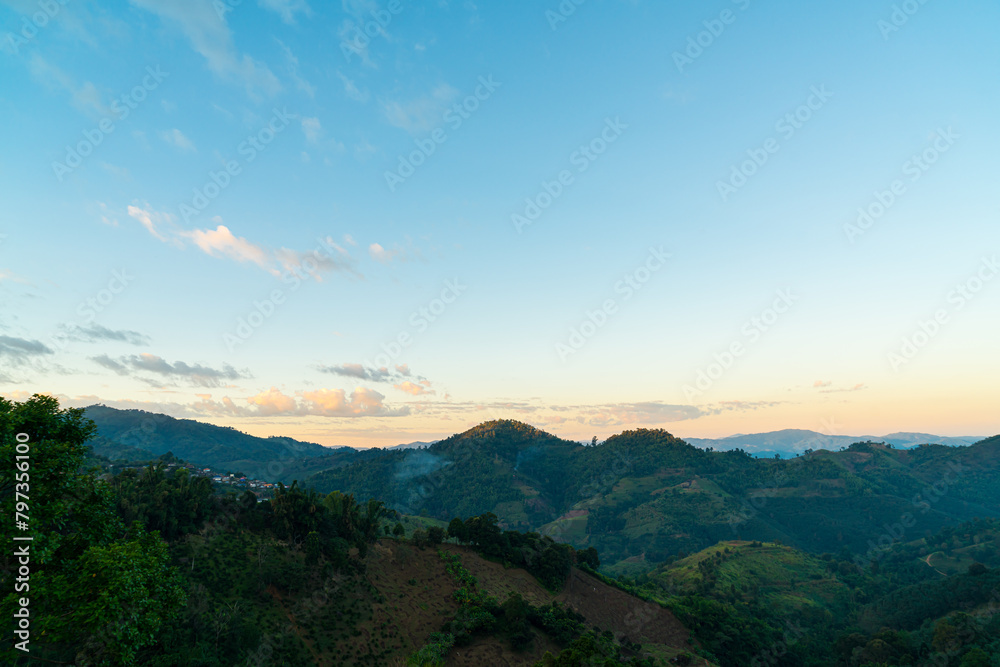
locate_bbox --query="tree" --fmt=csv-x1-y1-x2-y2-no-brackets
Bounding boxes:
576,547,600,570
393,522,405,537
448,517,469,543
968,562,988,576
427,526,445,544
305,531,321,565
960,648,991,667
0,395,186,665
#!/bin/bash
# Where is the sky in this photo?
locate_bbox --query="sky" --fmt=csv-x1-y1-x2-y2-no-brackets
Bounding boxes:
1,0,998,448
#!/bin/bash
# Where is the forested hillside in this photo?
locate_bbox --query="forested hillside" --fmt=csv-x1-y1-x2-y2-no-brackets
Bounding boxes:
2,395,707,666
307,421,1000,572
84,404,376,482
5,397,999,666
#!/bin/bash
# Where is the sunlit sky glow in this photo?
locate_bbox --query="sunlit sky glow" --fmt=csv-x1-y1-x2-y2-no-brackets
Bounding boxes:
1,0,998,447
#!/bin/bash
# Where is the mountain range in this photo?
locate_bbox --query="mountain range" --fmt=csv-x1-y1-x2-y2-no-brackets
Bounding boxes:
681,429,985,458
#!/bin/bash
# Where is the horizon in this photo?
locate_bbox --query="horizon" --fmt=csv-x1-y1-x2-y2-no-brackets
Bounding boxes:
2,1,999,447
79,401,992,451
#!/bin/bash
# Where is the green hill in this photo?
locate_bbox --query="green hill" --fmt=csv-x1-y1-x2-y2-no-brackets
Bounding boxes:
307,423,1000,572
83,404,373,481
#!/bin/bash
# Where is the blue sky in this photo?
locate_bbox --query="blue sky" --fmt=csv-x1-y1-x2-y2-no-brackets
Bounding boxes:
1,0,998,447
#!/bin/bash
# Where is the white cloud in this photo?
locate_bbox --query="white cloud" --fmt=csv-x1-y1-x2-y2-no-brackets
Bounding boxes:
159,128,197,152
368,241,414,264
382,84,458,134
26,54,109,116
180,224,272,270
125,203,360,279
301,117,322,143
275,38,316,97
337,70,369,103
258,0,312,24
129,0,281,99
127,203,172,241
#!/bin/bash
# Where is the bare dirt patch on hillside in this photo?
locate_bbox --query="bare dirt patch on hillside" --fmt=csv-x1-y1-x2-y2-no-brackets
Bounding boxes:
557,568,693,648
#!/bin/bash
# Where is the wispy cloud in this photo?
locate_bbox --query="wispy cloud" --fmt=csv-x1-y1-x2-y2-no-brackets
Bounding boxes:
57,324,150,346
820,383,867,394
129,0,281,99
25,54,109,116
92,353,250,387
159,128,197,152
275,38,316,96
382,84,458,134
317,362,416,383
368,242,403,263
258,0,312,24
0,335,54,363
126,203,360,279
301,117,323,143
337,70,369,102
0,335,54,382
127,203,172,242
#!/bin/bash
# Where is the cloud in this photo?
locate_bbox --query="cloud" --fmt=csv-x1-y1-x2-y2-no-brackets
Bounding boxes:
126,203,360,280
702,400,785,414
258,0,312,24
577,402,703,427
195,386,409,418
820,383,867,394
337,0,388,68
25,54,110,116
0,269,30,285
92,353,250,387
813,380,832,388
316,363,419,383
57,324,150,346
246,386,298,415
0,335,54,363
382,84,458,134
337,70,369,102
129,0,281,99
127,203,172,242
301,387,406,416
159,128,197,152
273,241,356,279
301,117,322,143
100,162,131,180
395,380,434,396
275,38,316,96
180,224,272,270
368,242,406,264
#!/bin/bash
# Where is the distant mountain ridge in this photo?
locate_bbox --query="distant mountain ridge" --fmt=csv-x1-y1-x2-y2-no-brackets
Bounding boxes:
387,440,437,450
682,428,985,458
83,405,369,481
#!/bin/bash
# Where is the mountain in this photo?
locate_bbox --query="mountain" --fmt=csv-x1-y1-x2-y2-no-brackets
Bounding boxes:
306,422,1000,573
682,428,985,458
387,440,437,450
11,395,1000,667
83,404,372,481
